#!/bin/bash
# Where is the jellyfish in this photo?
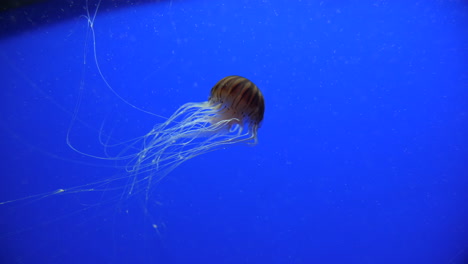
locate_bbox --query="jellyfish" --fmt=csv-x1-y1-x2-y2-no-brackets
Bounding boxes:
124,75,265,197
0,75,264,205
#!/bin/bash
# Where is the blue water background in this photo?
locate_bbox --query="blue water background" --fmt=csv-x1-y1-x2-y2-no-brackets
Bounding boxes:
0,0,467,263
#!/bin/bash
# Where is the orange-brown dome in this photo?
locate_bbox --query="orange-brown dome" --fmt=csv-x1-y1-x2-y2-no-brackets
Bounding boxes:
209,76,264,126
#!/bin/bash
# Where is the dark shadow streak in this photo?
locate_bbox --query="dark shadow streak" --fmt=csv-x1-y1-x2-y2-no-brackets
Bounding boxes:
0,0,176,39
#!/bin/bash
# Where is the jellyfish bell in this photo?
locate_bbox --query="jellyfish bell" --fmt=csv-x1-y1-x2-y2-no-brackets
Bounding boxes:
209,75,265,137
125,75,264,198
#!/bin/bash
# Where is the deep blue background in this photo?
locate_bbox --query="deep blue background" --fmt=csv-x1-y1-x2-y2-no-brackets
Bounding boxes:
0,0,467,263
